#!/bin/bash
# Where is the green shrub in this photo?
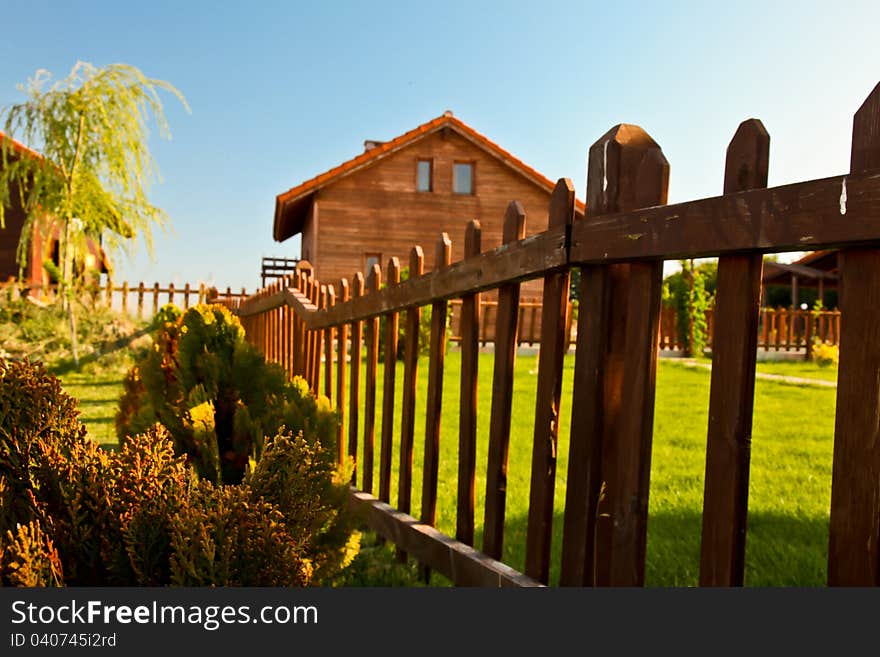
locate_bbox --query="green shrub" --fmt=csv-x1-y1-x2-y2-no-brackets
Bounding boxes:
0,520,64,587
117,303,338,484
0,358,357,587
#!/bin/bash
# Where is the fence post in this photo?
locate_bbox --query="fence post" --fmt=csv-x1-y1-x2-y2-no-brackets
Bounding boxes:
153,282,160,315
421,233,452,529
457,220,482,546
829,81,880,585
483,203,525,561
398,246,424,560
348,272,365,486
325,284,335,401
560,124,668,587
525,179,575,584
168,282,175,306
363,267,381,495
699,118,769,586
379,258,400,504
336,278,350,466
121,281,129,315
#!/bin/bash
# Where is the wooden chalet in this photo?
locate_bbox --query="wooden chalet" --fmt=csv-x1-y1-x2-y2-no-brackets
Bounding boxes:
0,132,106,290
273,112,585,295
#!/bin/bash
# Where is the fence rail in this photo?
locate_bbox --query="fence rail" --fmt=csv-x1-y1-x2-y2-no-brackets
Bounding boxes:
228,80,880,587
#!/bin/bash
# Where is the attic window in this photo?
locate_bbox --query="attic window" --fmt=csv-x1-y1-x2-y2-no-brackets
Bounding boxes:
453,162,473,195
417,159,433,192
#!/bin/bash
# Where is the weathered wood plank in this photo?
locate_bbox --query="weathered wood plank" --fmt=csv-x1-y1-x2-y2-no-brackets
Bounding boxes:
397,246,424,561
457,220,482,547
421,233,452,528
525,179,576,584
363,265,381,495
829,81,880,586
483,202,526,560
324,285,335,401
380,258,401,504
568,170,880,265
348,488,543,587
336,278,350,465
562,125,669,587
348,272,364,485
700,118,769,586
559,259,611,586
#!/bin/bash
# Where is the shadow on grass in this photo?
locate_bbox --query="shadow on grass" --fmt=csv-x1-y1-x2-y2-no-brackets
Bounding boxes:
482,508,829,587
49,325,152,376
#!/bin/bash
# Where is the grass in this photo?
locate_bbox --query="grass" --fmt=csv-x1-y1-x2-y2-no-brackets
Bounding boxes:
343,351,836,586
57,362,130,448
754,359,839,382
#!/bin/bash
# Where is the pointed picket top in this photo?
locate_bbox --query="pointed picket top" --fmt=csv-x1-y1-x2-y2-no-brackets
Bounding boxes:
465,219,482,258
368,263,382,293
549,178,576,229
586,123,669,216
387,257,401,286
436,232,452,270
503,200,526,243
338,277,349,302
851,81,880,172
410,245,425,278
724,119,770,194
352,271,365,297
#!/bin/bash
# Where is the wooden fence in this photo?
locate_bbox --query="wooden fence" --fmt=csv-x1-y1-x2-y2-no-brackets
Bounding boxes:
1,281,249,318
231,81,880,587
658,306,842,354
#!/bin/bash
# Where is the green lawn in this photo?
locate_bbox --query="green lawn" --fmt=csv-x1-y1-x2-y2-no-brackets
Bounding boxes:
755,359,839,383
54,348,838,586
59,366,126,448
344,352,836,586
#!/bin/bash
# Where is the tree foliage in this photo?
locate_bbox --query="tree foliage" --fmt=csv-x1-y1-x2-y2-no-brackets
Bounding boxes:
0,61,188,267
0,62,187,365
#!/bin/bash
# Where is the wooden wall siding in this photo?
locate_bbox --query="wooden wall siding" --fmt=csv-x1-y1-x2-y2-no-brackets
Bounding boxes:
229,80,880,588
311,129,554,298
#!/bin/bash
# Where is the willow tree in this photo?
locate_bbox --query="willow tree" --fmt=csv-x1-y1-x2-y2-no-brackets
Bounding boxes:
0,61,188,364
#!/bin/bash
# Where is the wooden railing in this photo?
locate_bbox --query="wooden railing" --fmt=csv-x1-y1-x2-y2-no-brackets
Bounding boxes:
231,81,880,587
1,280,249,318
658,307,843,354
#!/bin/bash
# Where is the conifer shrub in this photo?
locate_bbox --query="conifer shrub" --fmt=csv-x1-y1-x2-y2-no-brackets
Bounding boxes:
116,303,338,484
0,358,357,586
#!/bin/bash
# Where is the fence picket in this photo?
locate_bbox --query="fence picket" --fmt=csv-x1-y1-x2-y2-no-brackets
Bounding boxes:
829,82,880,585
336,278,350,465
483,202,525,561
380,259,400,504
700,118,769,586
421,234,452,529
348,272,364,485
457,220,482,546
398,246,424,554
525,179,575,584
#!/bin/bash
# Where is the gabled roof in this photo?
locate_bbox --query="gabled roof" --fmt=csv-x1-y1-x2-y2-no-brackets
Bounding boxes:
273,113,585,242
0,131,43,161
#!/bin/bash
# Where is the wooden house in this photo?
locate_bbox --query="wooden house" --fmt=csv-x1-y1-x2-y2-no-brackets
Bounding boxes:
272,112,584,295
1,132,106,290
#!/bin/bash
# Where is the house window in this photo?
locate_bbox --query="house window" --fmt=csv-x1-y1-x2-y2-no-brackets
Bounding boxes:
365,253,381,276
453,162,474,194
417,159,433,192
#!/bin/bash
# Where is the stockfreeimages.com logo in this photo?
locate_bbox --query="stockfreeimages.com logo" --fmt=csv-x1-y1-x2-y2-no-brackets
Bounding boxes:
11,600,318,632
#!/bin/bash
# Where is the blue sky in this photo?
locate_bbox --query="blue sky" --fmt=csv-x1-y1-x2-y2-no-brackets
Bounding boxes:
1,0,878,291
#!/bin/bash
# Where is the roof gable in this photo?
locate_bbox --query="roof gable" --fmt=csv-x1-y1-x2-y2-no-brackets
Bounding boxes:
273,114,584,242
